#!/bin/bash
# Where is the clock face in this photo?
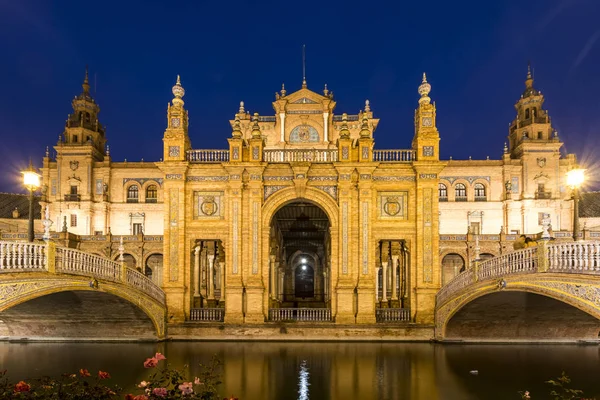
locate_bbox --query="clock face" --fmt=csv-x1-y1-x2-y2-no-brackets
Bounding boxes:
171,117,181,128
422,117,432,127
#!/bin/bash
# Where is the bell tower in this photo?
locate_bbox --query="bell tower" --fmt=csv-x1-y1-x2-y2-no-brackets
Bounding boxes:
163,75,191,161
412,73,440,160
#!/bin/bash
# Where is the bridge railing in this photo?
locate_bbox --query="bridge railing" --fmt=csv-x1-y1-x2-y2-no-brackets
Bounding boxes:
437,241,600,307
0,241,165,305
0,242,47,271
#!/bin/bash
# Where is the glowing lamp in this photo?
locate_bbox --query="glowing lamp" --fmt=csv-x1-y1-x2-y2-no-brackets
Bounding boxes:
566,168,585,188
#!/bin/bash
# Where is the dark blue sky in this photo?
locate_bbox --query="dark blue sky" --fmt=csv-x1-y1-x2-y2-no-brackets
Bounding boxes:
1,0,599,193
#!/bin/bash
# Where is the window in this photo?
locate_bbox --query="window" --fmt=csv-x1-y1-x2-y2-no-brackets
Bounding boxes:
474,183,486,201
94,231,103,236
470,222,481,235
438,183,448,201
133,223,143,235
70,186,78,195
146,185,158,203
532,108,537,118
127,185,139,203
525,108,530,119
455,183,467,201
73,135,78,143
70,214,77,227
538,131,543,139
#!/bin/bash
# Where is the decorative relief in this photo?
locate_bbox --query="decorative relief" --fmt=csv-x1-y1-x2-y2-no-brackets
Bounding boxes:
314,186,337,200
264,176,293,181
419,173,437,179
169,189,179,281
422,117,433,127
295,174,306,179
51,179,57,195
95,179,103,195
378,192,408,219
362,202,368,275
166,174,182,180
360,174,371,180
342,146,349,160
123,178,164,186
342,202,348,274
423,188,433,283
252,202,259,274
339,174,351,181
373,176,416,182
232,201,239,274
187,176,229,182
70,161,79,171
250,174,262,180
537,157,546,168
511,176,519,193
252,146,259,160
169,146,180,157
308,176,337,182
290,124,319,143
264,185,287,200
292,97,318,104
193,191,223,218
423,146,434,157
362,147,369,159
440,176,490,184
232,147,239,160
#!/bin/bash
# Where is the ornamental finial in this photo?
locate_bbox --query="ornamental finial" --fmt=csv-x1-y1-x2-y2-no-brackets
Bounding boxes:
172,75,185,105
232,116,242,138
364,99,371,112
340,113,350,139
360,114,370,138
82,65,90,94
239,101,245,114
281,83,286,97
323,84,329,96
418,72,431,104
525,62,534,88
251,113,261,138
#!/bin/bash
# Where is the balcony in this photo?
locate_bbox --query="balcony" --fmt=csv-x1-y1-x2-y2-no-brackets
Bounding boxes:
439,197,448,202
187,149,230,163
535,191,552,200
263,149,338,163
372,149,415,162
64,194,81,202
376,308,411,323
268,308,332,322
455,196,467,202
190,308,224,322
145,198,157,204
126,198,139,203
474,196,487,202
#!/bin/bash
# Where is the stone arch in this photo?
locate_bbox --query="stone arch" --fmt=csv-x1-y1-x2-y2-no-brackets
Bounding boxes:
125,182,141,203
144,253,163,286
261,186,339,311
436,278,600,339
441,253,465,285
114,253,138,271
472,180,489,201
0,278,165,338
141,179,162,203
450,180,470,201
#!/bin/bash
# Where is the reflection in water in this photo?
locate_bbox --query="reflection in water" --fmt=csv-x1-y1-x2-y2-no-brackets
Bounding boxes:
0,342,599,400
298,360,309,400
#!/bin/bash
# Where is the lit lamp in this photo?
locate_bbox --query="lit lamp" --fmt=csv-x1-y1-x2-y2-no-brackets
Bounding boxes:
566,168,585,242
21,161,41,242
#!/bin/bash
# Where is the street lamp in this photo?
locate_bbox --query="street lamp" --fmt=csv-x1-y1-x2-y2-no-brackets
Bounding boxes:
21,161,41,242
566,168,585,242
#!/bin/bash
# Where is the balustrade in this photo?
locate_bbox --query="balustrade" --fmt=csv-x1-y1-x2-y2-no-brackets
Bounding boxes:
0,242,46,271
187,149,230,163
268,308,332,322
190,308,224,322
263,149,338,163
372,149,415,162
376,308,411,322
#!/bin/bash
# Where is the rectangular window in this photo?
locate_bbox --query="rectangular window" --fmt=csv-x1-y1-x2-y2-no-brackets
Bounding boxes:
70,186,78,195
537,131,543,139
73,135,78,143
70,214,77,227
470,222,481,235
94,231,103,236
132,223,143,235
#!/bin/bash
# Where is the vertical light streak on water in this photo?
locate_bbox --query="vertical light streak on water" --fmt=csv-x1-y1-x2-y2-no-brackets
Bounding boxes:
298,359,310,400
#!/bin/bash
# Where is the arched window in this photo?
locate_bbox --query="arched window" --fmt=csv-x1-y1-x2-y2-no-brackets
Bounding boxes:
146,185,158,203
532,108,537,118
455,183,467,201
438,183,448,201
525,108,530,119
474,183,487,201
127,185,139,203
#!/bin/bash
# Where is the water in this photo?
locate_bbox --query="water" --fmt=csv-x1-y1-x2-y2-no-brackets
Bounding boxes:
1,342,599,399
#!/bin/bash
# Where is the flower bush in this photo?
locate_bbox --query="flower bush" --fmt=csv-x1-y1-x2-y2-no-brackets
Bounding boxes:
0,353,238,400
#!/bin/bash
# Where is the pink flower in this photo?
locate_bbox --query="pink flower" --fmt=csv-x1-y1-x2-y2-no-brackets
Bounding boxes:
154,352,166,361
138,380,149,388
152,387,168,397
194,377,203,385
143,357,158,368
98,370,110,379
14,381,30,393
179,381,194,395
79,368,91,377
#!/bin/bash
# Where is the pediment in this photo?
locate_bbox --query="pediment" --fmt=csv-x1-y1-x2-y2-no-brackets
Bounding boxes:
292,97,318,104
285,88,326,106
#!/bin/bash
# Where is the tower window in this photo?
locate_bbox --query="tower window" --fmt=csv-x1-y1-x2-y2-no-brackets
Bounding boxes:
525,108,530,119
70,186,78,195
455,183,467,201
127,185,139,203
532,108,537,118
73,135,78,143
538,131,543,139
146,185,158,203
70,214,77,227
474,183,487,201
438,183,448,201
133,223,143,235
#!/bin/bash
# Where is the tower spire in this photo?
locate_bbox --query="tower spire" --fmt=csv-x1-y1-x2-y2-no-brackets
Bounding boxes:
302,44,307,88
525,61,534,88
82,65,90,94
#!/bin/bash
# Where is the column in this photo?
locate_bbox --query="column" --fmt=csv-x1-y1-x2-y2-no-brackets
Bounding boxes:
220,260,226,303
323,271,328,302
193,245,201,298
279,268,285,302
375,267,380,302
208,254,215,300
391,255,399,301
269,255,276,300
381,262,388,302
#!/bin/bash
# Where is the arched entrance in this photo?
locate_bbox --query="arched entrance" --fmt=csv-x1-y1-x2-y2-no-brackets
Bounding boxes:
268,200,331,319
441,254,465,285
145,253,163,286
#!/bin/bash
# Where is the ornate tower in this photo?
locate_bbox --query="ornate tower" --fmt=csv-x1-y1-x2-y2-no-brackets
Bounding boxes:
412,73,440,160
163,76,191,162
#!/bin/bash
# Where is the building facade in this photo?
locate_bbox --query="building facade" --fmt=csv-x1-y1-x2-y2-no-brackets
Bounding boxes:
39,67,579,326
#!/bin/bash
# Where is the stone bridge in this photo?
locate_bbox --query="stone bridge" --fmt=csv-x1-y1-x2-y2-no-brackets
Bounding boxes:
0,241,166,339
435,241,600,341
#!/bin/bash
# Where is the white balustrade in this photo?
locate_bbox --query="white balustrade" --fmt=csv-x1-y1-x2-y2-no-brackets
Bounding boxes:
547,242,600,273
0,242,46,271
190,308,224,322
187,149,230,163
372,149,415,162
268,308,332,322
263,149,338,163
376,308,411,322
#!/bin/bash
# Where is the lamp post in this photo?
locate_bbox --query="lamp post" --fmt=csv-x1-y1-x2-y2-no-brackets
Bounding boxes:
21,161,41,242
566,168,585,242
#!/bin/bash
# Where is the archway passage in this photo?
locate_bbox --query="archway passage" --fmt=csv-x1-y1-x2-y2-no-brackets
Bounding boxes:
0,291,157,340
441,254,465,286
145,253,163,286
270,200,331,309
445,291,600,341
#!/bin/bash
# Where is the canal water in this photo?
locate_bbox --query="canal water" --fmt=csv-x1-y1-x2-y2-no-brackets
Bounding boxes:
0,342,599,399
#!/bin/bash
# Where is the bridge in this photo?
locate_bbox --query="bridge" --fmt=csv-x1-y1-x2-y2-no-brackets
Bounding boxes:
0,241,166,339
436,241,600,341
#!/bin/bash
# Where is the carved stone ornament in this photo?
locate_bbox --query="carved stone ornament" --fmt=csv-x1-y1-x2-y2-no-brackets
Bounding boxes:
70,161,79,171
537,157,546,168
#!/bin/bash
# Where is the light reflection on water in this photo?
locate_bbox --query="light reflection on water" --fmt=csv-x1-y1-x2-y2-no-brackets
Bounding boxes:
0,342,599,400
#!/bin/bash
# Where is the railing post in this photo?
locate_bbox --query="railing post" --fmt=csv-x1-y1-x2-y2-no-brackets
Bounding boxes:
537,239,549,272
46,242,56,273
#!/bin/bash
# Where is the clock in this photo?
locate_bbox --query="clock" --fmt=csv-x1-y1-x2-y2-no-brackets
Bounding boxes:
171,117,181,128
422,117,432,127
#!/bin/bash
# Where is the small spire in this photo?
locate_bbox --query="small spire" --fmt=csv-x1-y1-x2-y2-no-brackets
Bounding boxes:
106,144,110,156
340,113,350,139
504,142,508,153
232,116,242,137
302,44,307,89
364,99,371,113
323,84,329,96
172,75,185,106
360,114,370,138
82,65,90,93
239,101,245,114
251,112,261,138
281,84,286,97
422,72,427,83
525,62,534,88
418,72,431,105
45,146,49,158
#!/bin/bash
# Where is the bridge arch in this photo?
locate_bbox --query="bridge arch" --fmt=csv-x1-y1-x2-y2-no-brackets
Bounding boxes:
0,277,165,338
436,276,600,340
